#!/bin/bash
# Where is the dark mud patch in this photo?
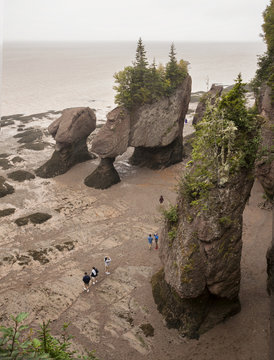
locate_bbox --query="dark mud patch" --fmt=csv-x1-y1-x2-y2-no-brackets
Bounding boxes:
28,249,49,264
15,212,52,226
7,170,35,182
14,129,43,144
140,323,155,337
0,119,15,127
20,142,49,151
0,154,10,158
0,159,13,170
0,176,15,198
11,156,24,164
55,241,75,252
0,208,16,218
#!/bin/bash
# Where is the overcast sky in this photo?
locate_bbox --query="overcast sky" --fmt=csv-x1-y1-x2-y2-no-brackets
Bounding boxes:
2,0,270,42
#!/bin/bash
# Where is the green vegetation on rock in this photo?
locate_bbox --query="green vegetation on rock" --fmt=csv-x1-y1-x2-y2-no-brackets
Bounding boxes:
180,75,260,211
251,0,274,102
0,312,98,359
113,38,188,110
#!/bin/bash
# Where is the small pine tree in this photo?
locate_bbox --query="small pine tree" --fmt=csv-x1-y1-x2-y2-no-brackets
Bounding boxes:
166,43,179,85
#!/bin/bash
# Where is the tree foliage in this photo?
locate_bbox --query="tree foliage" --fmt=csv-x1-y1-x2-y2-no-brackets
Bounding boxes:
0,313,98,360
252,0,274,102
181,75,260,210
113,39,188,110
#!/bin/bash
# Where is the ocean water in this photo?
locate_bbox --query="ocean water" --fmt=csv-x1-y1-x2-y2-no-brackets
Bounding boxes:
1,41,266,119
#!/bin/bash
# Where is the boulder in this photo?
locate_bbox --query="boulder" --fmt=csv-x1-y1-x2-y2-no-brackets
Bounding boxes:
92,107,130,158
255,84,274,201
0,176,15,198
84,158,120,190
193,84,223,126
152,167,254,338
36,107,96,178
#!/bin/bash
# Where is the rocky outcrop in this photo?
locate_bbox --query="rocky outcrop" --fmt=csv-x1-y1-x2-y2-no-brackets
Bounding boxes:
36,107,96,178
152,169,254,338
92,107,130,158
129,75,192,168
193,84,223,126
0,176,15,198
84,158,120,189
86,76,192,188
255,84,274,201
84,107,130,189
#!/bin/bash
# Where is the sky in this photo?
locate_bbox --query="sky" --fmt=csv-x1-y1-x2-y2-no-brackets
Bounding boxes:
2,0,270,42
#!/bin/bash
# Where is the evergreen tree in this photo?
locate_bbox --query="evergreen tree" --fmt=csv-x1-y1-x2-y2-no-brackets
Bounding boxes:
135,37,148,69
113,39,188,109
166,43,179,89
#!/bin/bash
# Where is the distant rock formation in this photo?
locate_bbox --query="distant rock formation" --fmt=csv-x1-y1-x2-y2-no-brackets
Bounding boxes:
152,168,254,338
192,84,223,126
255,84,274,201
36,107,96,178
86,75,191,189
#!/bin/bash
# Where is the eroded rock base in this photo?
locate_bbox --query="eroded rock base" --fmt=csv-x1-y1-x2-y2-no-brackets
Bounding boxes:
129,136,183,169
151,268,241,339
84,157,120,189
35,139,94,178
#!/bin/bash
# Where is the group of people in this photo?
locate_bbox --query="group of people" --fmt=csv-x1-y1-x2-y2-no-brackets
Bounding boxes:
148,233,159,250
82,195,164,292
82,256,111,292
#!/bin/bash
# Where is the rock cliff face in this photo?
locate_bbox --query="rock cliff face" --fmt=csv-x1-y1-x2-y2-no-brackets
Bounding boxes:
255,84,274,201
192,84,223,126
86,76,191,189
129,75,191,168
152,168,254,338
36,107,96,178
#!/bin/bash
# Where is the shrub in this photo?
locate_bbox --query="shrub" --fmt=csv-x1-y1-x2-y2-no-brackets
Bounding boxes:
0,312,98,359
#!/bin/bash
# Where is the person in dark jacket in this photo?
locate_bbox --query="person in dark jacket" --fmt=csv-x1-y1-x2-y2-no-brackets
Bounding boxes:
83,272,91,292
91,267,99,284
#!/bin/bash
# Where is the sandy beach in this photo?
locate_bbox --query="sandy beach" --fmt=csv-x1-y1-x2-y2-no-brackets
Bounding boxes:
0,110,272,360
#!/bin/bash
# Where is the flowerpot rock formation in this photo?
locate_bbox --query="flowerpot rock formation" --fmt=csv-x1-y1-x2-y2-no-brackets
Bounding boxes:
36,107,96,178
85,75,192,189
151,168,254,339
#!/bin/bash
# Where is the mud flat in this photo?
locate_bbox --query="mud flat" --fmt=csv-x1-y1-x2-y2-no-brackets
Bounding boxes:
0,110,271,360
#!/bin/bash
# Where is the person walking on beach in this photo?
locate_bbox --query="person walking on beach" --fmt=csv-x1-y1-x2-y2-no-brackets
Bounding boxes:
154,232,159,249
91,266,99,285
148,234,153,250
82,272,91,292
104,256,111,274
159,195,164,204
